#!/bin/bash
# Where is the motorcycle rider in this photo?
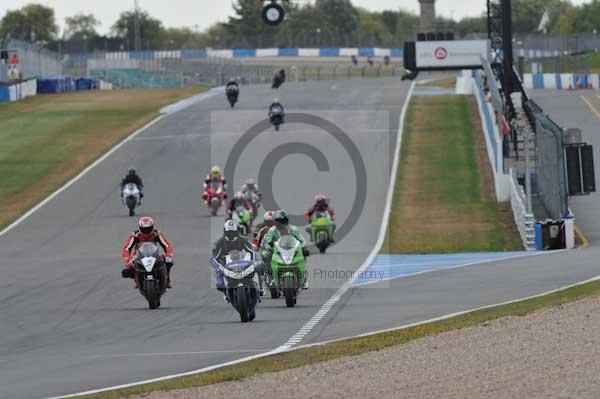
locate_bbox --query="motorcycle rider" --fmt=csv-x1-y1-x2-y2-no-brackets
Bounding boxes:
226,191,252,219
210,219,262,297
225,78,239,92
202,166,228,204
121,216,174,289
120,168,144,202
254,210,275,248
269,98,284,115
240,178,262,199
262,210,310,289
304,194,336,241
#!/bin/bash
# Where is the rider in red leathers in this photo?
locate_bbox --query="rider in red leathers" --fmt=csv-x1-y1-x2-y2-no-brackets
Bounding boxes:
304,194,336,241
121,216,174,289
202,166,228,204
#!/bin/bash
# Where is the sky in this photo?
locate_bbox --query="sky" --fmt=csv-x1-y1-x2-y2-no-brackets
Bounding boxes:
1,0,596,36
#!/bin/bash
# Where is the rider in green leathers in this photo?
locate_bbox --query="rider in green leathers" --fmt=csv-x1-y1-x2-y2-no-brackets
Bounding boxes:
261,209,310,289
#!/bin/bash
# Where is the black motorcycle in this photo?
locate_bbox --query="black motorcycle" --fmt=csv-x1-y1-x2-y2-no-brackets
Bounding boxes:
226,85,239,107
132,242,168,309
272,70,285,89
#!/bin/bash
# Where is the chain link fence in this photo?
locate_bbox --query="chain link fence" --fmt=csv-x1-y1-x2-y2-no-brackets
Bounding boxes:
62,53,402,89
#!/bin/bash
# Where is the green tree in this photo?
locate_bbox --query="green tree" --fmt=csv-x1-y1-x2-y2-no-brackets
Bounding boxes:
573,0,600,34
316,0,359,44
64,13,100,40
112,9,164,50
0,3,58,43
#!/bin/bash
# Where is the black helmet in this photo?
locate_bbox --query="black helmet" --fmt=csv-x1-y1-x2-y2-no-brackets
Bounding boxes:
274,209,289,226
128,168,136,175
224,220,240,242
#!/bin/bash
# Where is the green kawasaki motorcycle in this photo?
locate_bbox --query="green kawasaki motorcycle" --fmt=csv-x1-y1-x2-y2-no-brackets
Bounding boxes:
270,235,306,307
310,211,334,254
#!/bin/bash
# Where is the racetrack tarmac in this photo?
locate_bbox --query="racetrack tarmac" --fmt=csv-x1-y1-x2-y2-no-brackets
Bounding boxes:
2,82,599,399
0,79,408,399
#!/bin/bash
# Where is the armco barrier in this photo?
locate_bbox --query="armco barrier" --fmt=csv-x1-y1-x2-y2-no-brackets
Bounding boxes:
523,73,600,89
0,79,37,102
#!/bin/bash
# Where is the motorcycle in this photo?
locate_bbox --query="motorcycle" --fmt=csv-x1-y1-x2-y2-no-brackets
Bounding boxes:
270,235,306,307
270,106,284,131
310,211,334,254
206,180,225,216
272,71,285,89
122,183,140,217
226,85,239,108
232,206,252,236
219,250,259,322
132,242,168,309
244,191,261,221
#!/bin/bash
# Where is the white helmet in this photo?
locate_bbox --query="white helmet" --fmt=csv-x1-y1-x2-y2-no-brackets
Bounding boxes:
224,219,240,241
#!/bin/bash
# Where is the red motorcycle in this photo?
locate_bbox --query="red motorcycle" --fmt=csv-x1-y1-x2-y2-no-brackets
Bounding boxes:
205,180,226,216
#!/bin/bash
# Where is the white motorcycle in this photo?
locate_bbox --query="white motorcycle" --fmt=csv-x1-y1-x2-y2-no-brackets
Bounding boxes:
122,183,140,217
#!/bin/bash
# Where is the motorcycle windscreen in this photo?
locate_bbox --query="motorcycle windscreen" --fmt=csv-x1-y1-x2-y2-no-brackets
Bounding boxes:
138,242,160,258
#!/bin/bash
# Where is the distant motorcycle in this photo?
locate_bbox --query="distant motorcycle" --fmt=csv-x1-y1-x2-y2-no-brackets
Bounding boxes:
122,183,140,217
132,242,168,309
232,206,252,236
206,180,225,216
269,106,284,131
226,85,239,107
244,190,261,221
219,250,260,322
272,70,285,89
310,211,334,254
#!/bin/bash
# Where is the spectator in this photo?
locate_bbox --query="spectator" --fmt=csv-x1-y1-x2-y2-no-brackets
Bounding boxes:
501,114,511,158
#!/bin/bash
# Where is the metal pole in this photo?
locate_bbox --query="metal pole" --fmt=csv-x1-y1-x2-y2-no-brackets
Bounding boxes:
502,0,514,94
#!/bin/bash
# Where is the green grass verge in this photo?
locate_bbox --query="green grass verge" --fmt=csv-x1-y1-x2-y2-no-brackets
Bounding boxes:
0,87,207,229
79,278,600,399
384,95,521,253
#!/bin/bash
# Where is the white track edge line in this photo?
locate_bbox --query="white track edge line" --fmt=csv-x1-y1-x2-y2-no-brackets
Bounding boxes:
274,81,417,351
45,82,416,399
0,89,220,240
290,273,600,351
0,115,164,239
48,273,600,399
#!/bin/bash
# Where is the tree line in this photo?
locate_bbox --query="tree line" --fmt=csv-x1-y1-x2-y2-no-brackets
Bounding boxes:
1,0,599,53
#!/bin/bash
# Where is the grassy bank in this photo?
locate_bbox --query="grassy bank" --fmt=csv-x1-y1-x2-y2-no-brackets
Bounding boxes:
0,87,206,229
80,277,600,399
384,95,521,253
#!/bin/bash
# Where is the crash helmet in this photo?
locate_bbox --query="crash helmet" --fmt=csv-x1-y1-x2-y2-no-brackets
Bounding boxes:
224,219,240,241
128,168,136,175
274,209,289,225
211,166,222,177
234,191,244,201
245,178,256,188
315,193,329,206
263,210,275,226
138,216,154,234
